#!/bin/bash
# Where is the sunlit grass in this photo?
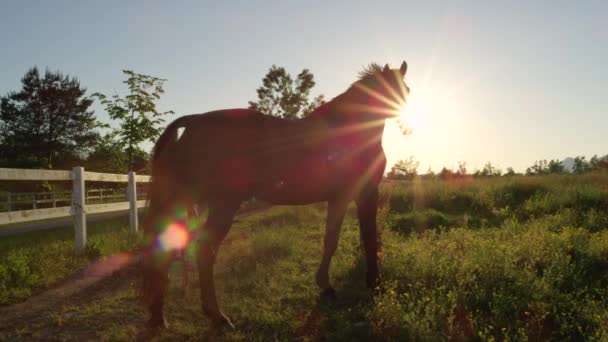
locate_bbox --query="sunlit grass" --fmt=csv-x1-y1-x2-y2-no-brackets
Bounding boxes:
2,173,608,340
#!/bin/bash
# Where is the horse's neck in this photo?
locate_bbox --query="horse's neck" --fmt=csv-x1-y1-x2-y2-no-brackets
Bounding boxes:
308,89,386,152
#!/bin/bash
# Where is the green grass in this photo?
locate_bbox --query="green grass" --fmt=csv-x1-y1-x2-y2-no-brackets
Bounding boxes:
1,172,608,340
0,215,144,305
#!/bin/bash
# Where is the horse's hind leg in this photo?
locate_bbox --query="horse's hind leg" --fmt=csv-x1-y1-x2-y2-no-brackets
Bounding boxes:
316,196,349,299
197,199,240,328
141,209,172,329
141,191,190,329
356,185,380,289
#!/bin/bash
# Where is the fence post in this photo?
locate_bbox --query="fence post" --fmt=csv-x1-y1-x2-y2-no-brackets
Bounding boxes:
7,192,11,212
128,171,138,234
72,166,86,254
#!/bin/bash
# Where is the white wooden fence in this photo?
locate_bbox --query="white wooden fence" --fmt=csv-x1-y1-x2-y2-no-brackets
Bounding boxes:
1,189,140,212
0,167,151,253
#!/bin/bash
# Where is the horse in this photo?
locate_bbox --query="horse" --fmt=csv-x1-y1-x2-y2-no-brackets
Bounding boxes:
141,61,411,329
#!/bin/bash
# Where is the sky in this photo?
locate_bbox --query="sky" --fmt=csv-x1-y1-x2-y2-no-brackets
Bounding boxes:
1,0,606,173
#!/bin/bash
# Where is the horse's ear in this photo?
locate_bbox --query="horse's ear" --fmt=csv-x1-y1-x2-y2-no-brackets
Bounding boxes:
400,61,408,77
383,64,390,73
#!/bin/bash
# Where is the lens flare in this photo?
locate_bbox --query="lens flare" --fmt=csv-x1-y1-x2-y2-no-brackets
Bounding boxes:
158,222,189,251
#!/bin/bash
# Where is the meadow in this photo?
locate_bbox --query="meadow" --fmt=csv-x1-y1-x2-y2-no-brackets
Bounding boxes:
1,172,607,340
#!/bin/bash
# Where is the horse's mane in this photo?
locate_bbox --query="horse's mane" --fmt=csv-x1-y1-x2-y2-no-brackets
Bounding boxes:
357,63,384,81
306,63,383,120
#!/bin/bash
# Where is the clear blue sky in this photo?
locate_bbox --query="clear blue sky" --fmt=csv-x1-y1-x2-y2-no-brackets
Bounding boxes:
1,0,606,173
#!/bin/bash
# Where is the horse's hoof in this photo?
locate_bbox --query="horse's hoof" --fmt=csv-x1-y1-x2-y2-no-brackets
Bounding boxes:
204,309,235,330
366,273,381,290
146,316,169,331
319,287,338,303
213,313,235,330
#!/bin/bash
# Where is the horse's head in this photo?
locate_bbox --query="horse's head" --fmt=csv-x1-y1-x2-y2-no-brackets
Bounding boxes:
352,61,410,120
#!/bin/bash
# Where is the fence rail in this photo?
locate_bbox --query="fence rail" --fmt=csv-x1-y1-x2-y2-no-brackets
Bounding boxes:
1,188,148,212
0,167,151,253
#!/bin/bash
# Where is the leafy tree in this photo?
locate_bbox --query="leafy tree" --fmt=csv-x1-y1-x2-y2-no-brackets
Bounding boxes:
590,155,599,170
85,134,148,174
475,162,502,177
457,161,467,176
505,167,516,176
386,156,419,180
548,159,565,173
0,67,100,168
589,155,608,171
92,70,174,171
439,167,456,180
248,65,325,119
526,160,549,175
573,156,590,174
526,159,565,175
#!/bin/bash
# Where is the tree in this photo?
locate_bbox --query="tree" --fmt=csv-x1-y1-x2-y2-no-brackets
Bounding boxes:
589,155,608,171
439,167,456,180
526,160,549,175
547,159,565,173
0,67,100,168
505,167,516,176
475,162,502,177
573,156,590,174
248,65,325,119
457,161,467,176
85,134,148,174
386,156,419,180
526,159,565,175
92,70,174,171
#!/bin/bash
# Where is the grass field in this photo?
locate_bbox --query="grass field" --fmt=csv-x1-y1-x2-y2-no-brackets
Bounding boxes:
0,216,144,305
1,172,607,340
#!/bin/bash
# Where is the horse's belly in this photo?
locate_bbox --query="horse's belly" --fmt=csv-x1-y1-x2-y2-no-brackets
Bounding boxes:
255,155,334,204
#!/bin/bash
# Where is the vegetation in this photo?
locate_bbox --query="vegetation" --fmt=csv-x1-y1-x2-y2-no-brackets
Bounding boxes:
386,156,419,180
374,172,608,340
91,70,174,172
1,172,608,340
248,65,325,119
0,66,175,197
0,215,144,305
0,67,101,169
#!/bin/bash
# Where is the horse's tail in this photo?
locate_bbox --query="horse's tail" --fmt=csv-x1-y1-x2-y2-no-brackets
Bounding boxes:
141,114,196,312
151,115,192,165
145,114,197,233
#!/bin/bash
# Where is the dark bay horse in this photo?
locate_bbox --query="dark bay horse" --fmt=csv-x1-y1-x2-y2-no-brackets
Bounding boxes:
141,61,410,329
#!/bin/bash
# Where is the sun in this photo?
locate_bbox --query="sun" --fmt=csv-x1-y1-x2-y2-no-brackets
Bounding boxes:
394,85,437,134
382,84,452,167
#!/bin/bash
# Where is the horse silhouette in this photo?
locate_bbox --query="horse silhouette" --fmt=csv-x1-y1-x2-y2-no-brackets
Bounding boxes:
141,61,410,329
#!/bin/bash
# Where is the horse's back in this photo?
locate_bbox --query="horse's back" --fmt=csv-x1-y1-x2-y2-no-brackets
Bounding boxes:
163,109,332,201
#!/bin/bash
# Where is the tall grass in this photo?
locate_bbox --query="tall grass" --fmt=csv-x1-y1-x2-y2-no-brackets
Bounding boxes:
371,172,608,340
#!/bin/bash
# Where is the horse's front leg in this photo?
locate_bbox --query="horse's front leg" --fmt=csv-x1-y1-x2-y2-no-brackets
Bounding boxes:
356,185,380,289
316,197,349,299
197,200,239,328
